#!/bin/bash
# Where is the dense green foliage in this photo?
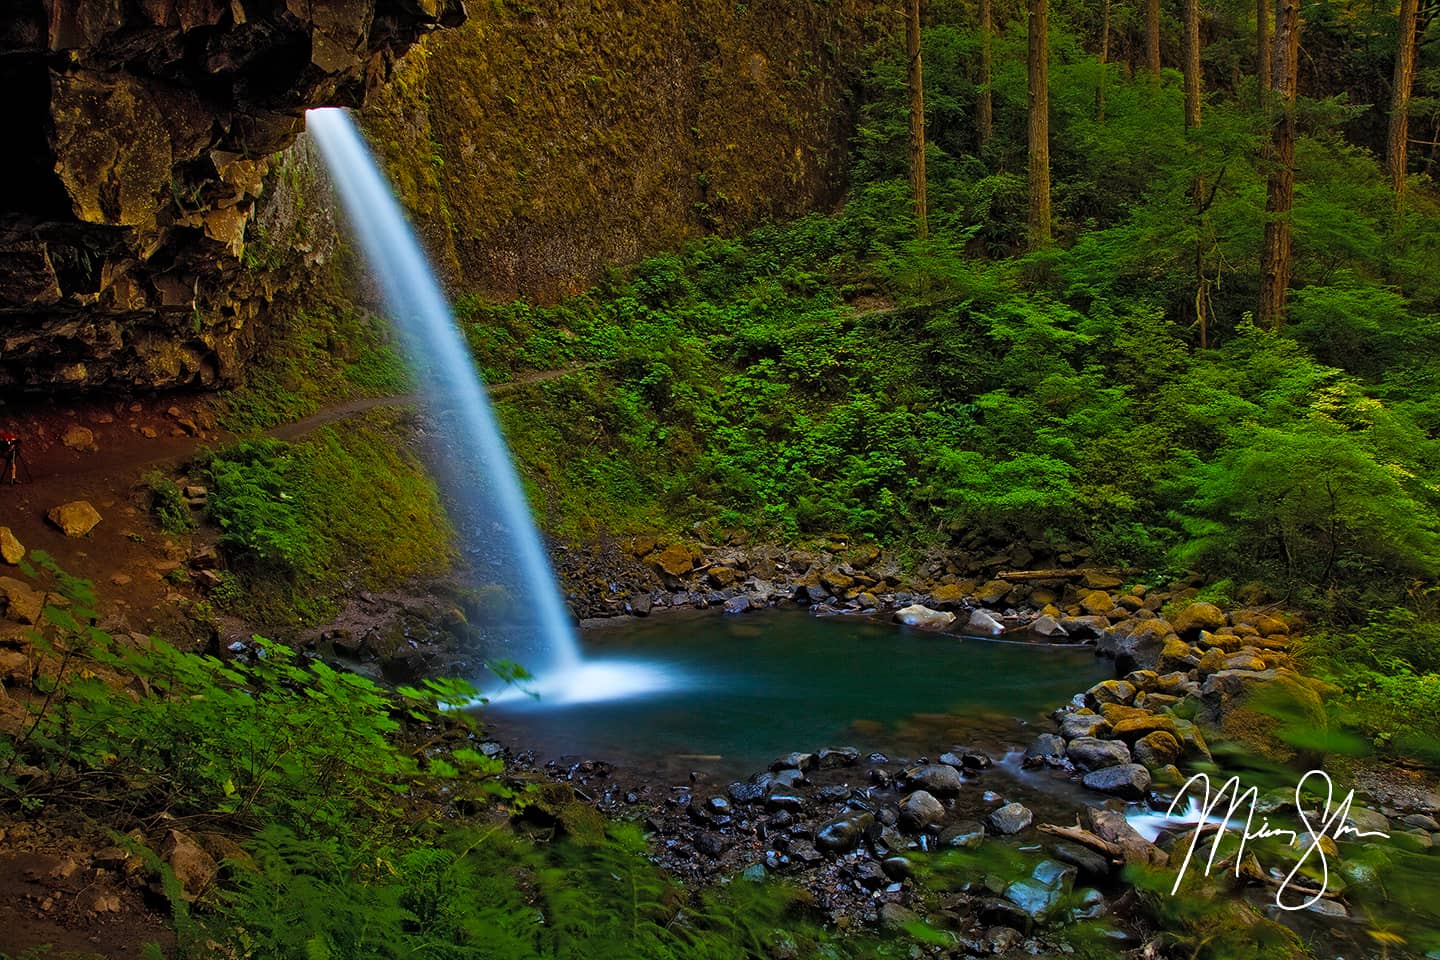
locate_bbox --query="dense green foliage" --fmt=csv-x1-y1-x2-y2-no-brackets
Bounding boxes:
451,2,1440,752
470,42,1440,602
198,409,452,624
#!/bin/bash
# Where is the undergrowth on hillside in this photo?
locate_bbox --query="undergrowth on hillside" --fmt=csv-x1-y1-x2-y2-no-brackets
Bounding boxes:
198,408,452,625
217,301,409,434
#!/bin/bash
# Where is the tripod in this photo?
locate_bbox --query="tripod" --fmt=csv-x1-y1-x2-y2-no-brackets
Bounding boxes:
1,439,30,485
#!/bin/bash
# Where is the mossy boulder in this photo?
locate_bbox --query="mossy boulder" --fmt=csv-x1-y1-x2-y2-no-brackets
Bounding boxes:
973,578,1013,605
929,582,970,605
1197,668,1327,763
651,544,696,580
1172,601,1227,638
1110,714,1180,742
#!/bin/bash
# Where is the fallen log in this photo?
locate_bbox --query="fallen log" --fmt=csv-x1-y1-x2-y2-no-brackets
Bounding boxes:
996,567,1142,582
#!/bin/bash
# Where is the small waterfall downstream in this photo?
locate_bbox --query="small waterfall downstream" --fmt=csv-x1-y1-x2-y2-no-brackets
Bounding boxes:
308,107,674,704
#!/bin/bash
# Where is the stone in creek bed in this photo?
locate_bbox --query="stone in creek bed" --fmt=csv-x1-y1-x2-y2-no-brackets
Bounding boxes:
985,802,1034,835
771,752,817,772
1060,712,1112,740
875,824,907,856
893,603,956,631
766,790,807,812
1022,733,1067,769
1049,840,1111,878
766,810,795,831
1003,879,1062,920
854,860,888,889
939,820,986,849
1031,858,1077,891
728,779,767,804
694,834,728,857
817,746,860,768
979,899,1034,932
899,790,946,833
1065,737,1132,772
815,812,875,853
965,608,1006,636
722,595,751,615
705,796,731,815
906,763,962,796
1081,763,1152,800
881,856,914,880
771,768,806,788
786,840,825,864
985,926,1023,953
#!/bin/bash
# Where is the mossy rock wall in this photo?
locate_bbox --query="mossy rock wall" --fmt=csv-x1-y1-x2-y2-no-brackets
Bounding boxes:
362,0,887,301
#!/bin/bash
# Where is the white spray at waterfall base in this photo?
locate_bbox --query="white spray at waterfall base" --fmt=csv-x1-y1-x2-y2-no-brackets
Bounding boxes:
307,107,680,706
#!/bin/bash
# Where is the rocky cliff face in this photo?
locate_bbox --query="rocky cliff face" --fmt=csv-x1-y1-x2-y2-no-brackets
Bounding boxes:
363,1,885,301
4,0,883,395
0,0,462,393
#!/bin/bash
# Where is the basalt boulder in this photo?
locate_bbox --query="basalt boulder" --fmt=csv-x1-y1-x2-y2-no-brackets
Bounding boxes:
0,0,462,392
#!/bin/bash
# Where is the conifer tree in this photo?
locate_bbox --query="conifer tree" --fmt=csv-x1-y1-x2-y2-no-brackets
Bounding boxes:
1259,0,1300,327
1147,0,1163,82
979,0,995,144
1028,0,1052,247
1388,0,1420,198
908,0,929,238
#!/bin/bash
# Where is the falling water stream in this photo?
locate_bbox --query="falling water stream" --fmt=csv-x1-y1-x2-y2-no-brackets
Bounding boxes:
308,107,677,703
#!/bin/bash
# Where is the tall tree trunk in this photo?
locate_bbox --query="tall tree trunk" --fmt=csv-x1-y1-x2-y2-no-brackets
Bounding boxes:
1256,0,1271,107
908,0,928,239
1259,0,1299,328
1028,0,1052,248
1147,0,1162,83
1184,0,1203,127
1097,0,1110,120
979,0,994,145
1388,0,1420,198
1185,0,1208,347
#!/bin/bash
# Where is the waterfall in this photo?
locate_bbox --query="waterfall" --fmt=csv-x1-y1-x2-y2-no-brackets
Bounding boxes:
308,107,676,706
306,107,579,676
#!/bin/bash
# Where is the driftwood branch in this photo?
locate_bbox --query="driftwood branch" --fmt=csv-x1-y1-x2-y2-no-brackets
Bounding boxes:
1037,823,1125,860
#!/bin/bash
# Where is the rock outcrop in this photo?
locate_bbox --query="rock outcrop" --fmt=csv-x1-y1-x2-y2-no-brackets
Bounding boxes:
361,1,885,303
0,0,462,391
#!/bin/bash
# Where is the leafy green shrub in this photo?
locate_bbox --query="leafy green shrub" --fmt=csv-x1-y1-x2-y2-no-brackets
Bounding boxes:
1299,608,1440,760
144,469,195,535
